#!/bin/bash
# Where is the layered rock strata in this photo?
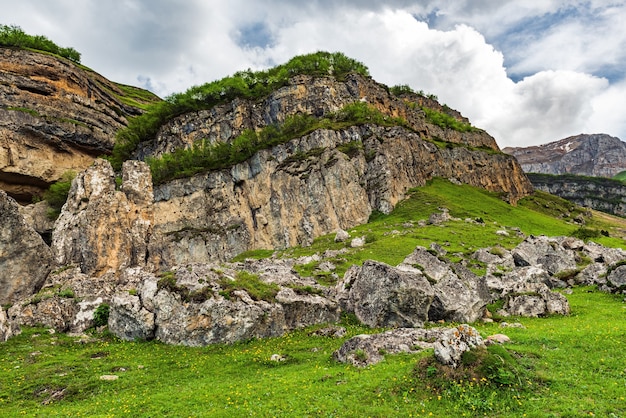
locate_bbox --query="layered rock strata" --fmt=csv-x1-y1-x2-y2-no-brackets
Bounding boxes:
0,47,158,202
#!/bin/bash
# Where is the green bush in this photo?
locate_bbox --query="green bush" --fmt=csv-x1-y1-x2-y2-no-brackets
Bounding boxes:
421,106,479,133
0,24,80,62
389,84,415,96
93,304,110,328
43,171,76,220
572,227,601,241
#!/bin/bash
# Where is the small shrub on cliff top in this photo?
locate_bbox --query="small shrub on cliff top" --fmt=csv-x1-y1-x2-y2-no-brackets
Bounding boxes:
0,24,81,62
420,106,480,133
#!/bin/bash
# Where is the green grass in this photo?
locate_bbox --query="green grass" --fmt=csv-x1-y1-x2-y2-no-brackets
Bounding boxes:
1,288,624,417
273,178,624,279
614,170,626,181
109,82,161,110
2,179,626,416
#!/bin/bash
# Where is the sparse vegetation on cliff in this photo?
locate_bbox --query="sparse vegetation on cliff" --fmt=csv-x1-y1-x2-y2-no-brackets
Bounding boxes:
421,106,481,133
110,52,370,169
0,24,80,62
147,102,407,185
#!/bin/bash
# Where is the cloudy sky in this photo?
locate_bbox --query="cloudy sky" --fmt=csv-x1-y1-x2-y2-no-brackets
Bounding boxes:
2,0,625,148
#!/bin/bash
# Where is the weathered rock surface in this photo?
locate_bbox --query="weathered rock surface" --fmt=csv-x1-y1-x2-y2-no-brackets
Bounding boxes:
504,134,626,217
504,134,626,178
0,47,159,203
139,73,500,159
51,159,153,276
107,264,340,346
400,247,491,323
7,266,145,333
433,324,484,368
333,327,446,367
503,282,570,317
607,264,626,292
0,308,20,342
335,260,434,328
147,123,531,267
527,173,626,218
511,235,577,274
0,190,53,304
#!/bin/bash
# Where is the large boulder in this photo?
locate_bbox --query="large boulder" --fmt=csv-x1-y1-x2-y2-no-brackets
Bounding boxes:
339,260,434,328
428,264,491,323
0,190,53,304
511,236,577,274
504,283,570,317
606,264,626,293
400,247,490,323
52,159,154,276
0,308,20,342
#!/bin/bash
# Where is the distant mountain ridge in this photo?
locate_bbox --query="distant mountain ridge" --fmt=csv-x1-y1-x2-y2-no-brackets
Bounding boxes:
503,133,626,178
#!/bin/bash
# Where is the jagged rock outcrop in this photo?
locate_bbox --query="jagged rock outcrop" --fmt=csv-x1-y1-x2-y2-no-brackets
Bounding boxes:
0,190,53,304
335,260,434,328
52,159,153,276
108,263,340,346
399,247,491,323
0,47,159,203
137,73,499,159
504,134,626,178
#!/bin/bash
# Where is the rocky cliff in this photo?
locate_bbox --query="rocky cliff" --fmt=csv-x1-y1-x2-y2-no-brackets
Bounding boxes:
125,72,532,268
0,47,159,203
503,133,626,178
528,173,626,217
0,51,540,344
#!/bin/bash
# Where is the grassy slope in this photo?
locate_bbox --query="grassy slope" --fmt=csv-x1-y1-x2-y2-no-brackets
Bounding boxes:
266,178,624,278
1,179,625,417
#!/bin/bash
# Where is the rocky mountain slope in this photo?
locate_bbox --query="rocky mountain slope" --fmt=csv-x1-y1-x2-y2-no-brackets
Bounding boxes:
0,49,563,347
503,133,626,178
527,173,626,217
0,47,159,203
503,134,626,217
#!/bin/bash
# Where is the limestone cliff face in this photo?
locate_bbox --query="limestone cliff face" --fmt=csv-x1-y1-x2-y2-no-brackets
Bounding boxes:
528,173,626,217
504,134,626,178
136,74,499,160
0,47,159,203
60,123,530,272
51,159,153,276
48,73,532,269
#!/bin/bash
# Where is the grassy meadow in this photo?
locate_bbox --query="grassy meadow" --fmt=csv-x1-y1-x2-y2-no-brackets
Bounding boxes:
1,179,626,417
